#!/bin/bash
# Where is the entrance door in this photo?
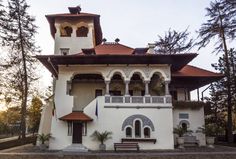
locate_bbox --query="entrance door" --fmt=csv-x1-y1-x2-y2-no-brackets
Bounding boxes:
72,122,83,143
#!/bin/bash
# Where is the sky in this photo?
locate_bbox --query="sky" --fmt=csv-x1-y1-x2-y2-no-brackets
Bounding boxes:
1,0,223,107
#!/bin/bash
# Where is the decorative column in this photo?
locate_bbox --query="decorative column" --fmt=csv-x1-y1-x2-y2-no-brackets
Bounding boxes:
144,80,150,96
105,81,110,95
125,80,130,96
164,80,170,95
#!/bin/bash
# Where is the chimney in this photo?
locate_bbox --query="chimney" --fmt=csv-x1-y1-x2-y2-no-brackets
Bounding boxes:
147,43,156,54
68,6,81,14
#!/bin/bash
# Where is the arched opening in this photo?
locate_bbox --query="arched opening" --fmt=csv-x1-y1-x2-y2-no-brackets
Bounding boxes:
110,73,125,96
125,127,132,137
134,120,141,138
149,73,165,96
60,26,73,37
144,127,151,138
129,73,144,96
181,123,187,132
70,73,105,110
76,26,89,37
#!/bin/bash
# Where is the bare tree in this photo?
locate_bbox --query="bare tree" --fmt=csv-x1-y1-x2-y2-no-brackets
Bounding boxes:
155,28,194,54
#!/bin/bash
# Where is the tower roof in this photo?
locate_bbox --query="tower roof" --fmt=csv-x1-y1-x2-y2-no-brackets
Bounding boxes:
46,7,103,45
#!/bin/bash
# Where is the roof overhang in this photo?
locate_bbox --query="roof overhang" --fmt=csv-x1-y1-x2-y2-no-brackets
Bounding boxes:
36,53,197,78
45,13,102,45
59,111,93,122
171,65,224,90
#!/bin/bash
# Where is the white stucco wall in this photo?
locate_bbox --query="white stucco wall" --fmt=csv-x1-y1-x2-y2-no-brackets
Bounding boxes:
49,72,74,149
84,97,174,150
173,107,206,146
49,65,173,150
72,83,105,110
54,18,95,55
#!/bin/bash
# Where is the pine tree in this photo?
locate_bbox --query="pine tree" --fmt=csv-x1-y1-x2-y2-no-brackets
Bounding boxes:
155,28,194,54
197,0,236,143
0,0,39,139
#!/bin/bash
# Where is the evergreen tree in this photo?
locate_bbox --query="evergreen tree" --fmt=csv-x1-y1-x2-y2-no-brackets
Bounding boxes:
28,96,42,135
0,0,39,139
155,28,194,54
197,0,236,143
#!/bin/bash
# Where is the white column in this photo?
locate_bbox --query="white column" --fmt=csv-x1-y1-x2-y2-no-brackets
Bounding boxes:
125,80,130,96
105,81,110,95
145,81,150,96
165,80,170,95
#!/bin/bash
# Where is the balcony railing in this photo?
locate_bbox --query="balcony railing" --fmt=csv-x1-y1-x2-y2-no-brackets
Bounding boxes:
105,96,172,104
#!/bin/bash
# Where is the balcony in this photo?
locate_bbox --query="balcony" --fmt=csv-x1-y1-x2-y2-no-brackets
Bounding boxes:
173,101,206,110
104,95,172,109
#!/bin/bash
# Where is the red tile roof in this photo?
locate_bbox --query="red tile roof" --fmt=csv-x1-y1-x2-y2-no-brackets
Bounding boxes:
59,111,93,121
93,43,134,55
172,65,223,77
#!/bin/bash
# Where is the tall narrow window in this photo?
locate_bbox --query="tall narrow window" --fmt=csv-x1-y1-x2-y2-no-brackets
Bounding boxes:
76,26,88,37
144,127,150,138
125,127,132,137
134,120,141,138
68,122,72,136
82,123,87,136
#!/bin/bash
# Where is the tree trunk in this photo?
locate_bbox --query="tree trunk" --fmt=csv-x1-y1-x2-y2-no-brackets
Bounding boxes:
221,27,233,143
17,2,28,139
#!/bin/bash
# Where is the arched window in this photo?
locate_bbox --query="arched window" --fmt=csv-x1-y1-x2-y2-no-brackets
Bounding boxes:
60,26,72,37
125,127,132,137
144,127,150,138
76,26,88,37
134,120,141,137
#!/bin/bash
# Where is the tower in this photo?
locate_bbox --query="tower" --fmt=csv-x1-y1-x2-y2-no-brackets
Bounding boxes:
46,6,102,55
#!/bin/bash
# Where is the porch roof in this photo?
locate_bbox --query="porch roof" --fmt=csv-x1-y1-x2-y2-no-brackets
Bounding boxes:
36,53,197,78
59,111,93,122
171,65,224,90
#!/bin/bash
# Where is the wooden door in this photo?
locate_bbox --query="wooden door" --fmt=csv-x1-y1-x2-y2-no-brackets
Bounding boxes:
72,122,83,143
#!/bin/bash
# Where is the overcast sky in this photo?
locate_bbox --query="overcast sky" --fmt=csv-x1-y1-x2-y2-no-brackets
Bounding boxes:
11,0,224,100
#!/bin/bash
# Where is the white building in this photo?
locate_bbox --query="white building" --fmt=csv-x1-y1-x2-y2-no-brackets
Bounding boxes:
37,6,223,151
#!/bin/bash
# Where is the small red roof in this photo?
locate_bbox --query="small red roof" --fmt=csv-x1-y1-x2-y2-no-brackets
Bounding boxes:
59,111,93,122
172,65,223,77
94,43,134,55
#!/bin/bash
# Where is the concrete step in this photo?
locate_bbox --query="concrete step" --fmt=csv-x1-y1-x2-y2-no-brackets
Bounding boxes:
63,144,88,152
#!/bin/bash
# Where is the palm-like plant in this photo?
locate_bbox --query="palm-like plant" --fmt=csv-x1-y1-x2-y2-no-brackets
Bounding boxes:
173,126,187,137
37,133,51,145
91,130,112,145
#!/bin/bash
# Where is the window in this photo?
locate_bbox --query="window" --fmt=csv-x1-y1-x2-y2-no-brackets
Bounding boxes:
125,127,132,137
76,26,88,37
179,113,189,119
95,89,103,98
82,123,87,136
134,120,141,138
60,26,73,37
144,127,150,138
60,48,69,55
68,122,72,136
